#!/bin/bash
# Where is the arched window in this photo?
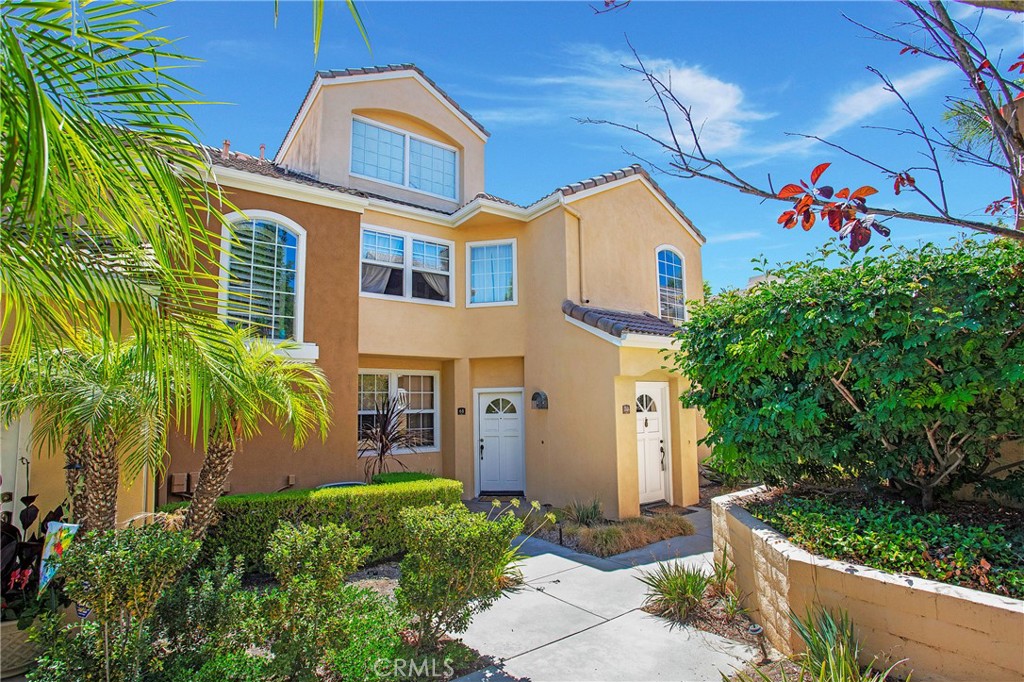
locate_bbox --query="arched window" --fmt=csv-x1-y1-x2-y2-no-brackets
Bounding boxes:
657,247,686,323
221,211,306,341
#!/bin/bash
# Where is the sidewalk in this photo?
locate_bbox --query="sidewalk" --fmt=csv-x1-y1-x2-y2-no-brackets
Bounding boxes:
456,508,758,682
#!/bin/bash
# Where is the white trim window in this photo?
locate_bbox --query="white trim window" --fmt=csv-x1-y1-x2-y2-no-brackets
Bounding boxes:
657,246,686,323
220,210,307,341
467,239,517,307
360,226,454,306
351,117,458,201
358,370,440,451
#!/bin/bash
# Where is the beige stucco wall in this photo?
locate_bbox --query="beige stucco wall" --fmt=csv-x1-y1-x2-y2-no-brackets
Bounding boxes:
284,91,323,178
565,178,703,314
712,488,1024,682
280,76,486,211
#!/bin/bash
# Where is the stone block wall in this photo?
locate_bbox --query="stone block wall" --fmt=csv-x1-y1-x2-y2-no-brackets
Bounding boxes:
712,487,1024,682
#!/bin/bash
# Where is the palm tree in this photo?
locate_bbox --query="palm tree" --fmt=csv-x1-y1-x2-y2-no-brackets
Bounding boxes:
0,335,165,532
181,329,332,537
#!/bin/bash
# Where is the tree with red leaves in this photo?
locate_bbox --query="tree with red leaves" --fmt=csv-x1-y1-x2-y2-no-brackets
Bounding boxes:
586,1,1024,250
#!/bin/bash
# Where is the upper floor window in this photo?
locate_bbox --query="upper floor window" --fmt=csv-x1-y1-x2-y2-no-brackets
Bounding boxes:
361,227,453,305
467,239,517,307
221,211,307,341
657,247,686,323
351,118,458,200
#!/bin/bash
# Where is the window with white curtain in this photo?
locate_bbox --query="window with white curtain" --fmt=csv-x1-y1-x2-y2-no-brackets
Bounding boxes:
223,217,304,340
357,370,439,450
350,117,458,200
657,247,686,323
360,227,452,305
467,239,516,307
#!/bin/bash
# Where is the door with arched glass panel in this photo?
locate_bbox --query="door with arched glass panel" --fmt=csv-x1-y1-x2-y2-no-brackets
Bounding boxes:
636,382,670,504
477,392,524,493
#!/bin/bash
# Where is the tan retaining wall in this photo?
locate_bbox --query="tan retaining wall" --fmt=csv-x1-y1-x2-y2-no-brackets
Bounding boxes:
712,487,1024,682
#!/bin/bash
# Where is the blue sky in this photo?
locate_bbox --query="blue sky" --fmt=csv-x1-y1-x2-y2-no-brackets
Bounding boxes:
152,1,1022,291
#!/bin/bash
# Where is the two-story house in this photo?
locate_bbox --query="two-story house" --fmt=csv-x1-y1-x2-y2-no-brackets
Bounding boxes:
158,64,706,519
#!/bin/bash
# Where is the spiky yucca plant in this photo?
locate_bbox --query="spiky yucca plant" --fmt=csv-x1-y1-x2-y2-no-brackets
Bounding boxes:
359,395,421,483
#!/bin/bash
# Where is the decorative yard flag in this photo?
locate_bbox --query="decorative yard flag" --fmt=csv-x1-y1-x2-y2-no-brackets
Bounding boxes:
39,521,79,595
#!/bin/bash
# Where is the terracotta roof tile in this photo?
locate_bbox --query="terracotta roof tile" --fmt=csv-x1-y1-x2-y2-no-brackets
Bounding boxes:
562,300,679,338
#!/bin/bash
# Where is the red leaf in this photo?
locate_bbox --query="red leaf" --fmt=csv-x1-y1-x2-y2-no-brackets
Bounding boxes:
836,188,850,199
849,225,871,252
905,173,915,186
978,59,991,72
894,177,902,195
795,195,813,213
784,216,798,230
816,185,834,200
810,163,830,185
777,210,796,225
778,184,804,199
801,210,815,231
850,186,878,200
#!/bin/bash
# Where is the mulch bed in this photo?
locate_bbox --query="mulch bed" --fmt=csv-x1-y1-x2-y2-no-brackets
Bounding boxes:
347,560,400,598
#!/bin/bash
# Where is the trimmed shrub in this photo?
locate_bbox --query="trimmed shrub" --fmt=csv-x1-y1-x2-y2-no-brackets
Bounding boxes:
673,239,1024,508
372,471,438,485
163,477,462,572
397,504,522,649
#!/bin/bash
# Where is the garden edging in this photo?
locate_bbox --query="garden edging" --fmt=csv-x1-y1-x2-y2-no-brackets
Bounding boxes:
712,486,1024,682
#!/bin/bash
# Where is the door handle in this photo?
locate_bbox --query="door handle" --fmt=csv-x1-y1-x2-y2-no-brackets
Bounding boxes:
479,438,484,461
644,417,649,428
660,441,666,471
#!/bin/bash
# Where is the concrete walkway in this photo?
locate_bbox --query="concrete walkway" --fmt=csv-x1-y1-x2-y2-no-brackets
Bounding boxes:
456,508,758,682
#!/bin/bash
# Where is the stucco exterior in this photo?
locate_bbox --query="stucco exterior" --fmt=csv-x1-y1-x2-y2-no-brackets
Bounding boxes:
159,66,709,518
0,65,709,525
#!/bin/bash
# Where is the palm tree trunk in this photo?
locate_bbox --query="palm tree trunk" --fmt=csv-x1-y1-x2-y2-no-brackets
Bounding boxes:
183,437,235,538
63,434,86,523
82,434,120,532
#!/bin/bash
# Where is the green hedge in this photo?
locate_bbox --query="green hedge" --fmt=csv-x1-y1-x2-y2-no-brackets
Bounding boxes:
371,471,437,485
163,477,462,572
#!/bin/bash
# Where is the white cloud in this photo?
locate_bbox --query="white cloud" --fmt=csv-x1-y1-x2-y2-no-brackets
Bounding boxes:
705,230,764,245
473,43,771,154
739,63,952,164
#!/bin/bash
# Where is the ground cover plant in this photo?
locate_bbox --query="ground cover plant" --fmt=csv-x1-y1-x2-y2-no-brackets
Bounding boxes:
748,490,1024,598
674,239,1024,510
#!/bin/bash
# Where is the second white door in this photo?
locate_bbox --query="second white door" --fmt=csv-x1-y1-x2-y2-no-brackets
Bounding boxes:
478,391,525,493
636,382,669,504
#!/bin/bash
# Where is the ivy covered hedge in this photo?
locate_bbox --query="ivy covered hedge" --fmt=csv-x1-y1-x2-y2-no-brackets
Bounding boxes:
162,477,463,572
673,239,1024,508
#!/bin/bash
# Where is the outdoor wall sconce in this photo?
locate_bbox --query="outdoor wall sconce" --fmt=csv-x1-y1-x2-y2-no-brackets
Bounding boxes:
531,391,549,409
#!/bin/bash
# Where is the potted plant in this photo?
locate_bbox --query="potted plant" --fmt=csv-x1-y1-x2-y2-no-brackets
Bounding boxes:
1,496,68,678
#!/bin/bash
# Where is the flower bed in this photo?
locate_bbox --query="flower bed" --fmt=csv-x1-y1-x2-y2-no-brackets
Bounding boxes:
712,487,1024,682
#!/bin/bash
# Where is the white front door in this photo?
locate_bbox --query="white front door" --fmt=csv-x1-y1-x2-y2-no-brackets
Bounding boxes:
636,382,669,505
477,391,525,493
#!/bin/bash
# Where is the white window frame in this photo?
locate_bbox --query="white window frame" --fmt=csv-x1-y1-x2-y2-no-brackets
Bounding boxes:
218,210,318,360
360,224,456,308
655,244,687,324
465,238,518,308
350,115,460,202
357,369,441,454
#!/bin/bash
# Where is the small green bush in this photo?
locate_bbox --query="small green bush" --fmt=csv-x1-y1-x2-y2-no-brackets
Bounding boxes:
637,562,710,621
372,471,438,484
749,494,1024,598
163,476,462,572
30,526,200,682
563,498,603,527
398,504,522,649
265,522,369,590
